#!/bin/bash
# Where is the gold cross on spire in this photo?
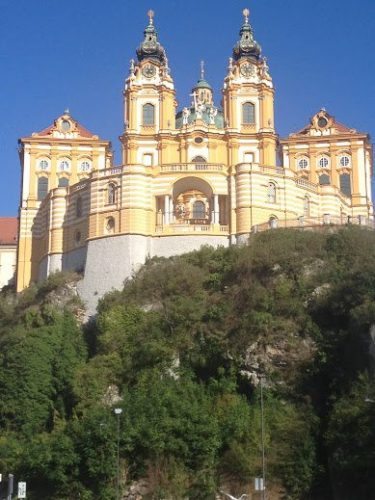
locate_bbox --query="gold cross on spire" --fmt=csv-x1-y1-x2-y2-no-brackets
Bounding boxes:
147,9,155,25
200,60,205,79
243,8,250,23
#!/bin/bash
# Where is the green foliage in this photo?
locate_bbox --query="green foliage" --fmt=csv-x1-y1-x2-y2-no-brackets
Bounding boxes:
2,227,375,498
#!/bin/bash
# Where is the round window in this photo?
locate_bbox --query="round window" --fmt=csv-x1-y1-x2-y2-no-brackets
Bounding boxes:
298,158,309,169
59,160,69,171
194,137,203,144
318,117,328,128
39,160,49,170
340,156,350,167
61,120,71,132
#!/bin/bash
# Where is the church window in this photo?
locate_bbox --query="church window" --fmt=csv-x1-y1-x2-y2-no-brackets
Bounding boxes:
339,155,350,167
143,103,155,125
192,156,207,163
192,200,206,219
58,177,69,188
340,173,351,197
242,102,255,124
319,174,330,185
298,158,309,169
319,157,329,168
76,196,82,218
80,161,91,172
59,160,70,171
108,183,117,204
37,177,48,201
39,159,49,170
267,182,276,203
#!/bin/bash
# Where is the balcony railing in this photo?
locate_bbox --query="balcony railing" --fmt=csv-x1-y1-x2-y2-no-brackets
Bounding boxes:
155,223,229,234
252,215,374,233
160,163,224,172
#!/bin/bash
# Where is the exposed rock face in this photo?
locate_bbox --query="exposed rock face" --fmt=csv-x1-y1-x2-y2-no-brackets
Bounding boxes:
240,333,316,388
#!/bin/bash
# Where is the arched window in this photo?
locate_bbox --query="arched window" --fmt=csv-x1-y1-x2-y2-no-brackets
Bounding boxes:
39,159,49,171
59,160,70,171
192,156,207,163
340,173,351,197
319,157,329,168
319,174,330,185
143,103,155,126
58,177,69,188
76,196,82,218
192,200,206,219
303,196,310,216
298,157,309,169
37,177,48,201
106,217,115,234
339,155,351,167
242,102,255,124
267,182,276,203
269,216,278,229
80,161,91,172
108,183,116,204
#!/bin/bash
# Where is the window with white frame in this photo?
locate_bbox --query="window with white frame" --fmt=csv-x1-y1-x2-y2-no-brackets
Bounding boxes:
37,177,48,200
267,182,276,203
59,160,70,172
39,159,49,171
80,161,91,172
242,102,255,125
107,183,117,204
319,157,329,168
339,155,351,167
142,103,155,126
298,157,309,169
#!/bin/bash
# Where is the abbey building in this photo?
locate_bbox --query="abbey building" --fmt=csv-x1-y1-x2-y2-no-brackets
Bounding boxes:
16,10,373,311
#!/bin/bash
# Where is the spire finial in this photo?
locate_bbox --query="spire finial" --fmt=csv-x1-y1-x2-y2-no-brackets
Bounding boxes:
200,60,205,79
64,108,70,115
243,8,250,23
147,9,154,25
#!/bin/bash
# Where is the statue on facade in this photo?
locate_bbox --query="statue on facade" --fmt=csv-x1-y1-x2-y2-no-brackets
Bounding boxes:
182,107,191,125
260,56,271,79
208,106,218,125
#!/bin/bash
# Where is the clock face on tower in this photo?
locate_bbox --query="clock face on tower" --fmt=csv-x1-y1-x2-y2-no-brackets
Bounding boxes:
240,62,256,78
142,64,157,78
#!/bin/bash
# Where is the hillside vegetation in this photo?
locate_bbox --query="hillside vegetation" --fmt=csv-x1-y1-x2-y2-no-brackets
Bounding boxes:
0,227,375,499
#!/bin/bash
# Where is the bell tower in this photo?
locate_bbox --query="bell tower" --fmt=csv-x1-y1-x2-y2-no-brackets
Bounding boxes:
222,8,277,166
121,10,176,166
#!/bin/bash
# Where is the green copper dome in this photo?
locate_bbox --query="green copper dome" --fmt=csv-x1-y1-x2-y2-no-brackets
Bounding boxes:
194,78,213,90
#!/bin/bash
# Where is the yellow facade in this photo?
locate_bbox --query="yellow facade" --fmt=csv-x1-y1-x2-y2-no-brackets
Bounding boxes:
16,10,373,302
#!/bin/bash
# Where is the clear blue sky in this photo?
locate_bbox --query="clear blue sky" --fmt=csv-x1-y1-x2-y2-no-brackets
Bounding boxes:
1,0,374,216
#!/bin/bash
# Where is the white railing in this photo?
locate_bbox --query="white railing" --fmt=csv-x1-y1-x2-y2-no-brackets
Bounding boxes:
161,163,224,172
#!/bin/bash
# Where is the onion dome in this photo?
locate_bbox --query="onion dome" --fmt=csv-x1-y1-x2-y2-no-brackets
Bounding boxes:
136,10,166,64
191,61,213,105
233,8,261,61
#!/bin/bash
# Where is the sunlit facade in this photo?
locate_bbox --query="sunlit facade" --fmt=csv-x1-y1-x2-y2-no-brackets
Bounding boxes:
16,10,373,311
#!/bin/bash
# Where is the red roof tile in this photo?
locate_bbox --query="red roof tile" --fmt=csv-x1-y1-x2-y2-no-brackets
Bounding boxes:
0,217,18,245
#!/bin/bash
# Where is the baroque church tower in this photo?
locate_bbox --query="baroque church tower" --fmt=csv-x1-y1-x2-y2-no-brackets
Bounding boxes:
16,9,373,313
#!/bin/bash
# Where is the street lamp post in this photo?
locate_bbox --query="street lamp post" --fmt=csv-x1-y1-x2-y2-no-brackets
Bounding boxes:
260,377,266,500
114,408,123,500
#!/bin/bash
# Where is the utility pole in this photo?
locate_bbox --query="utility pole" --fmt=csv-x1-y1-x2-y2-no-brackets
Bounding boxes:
114,408,123,500
260,377,266,500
